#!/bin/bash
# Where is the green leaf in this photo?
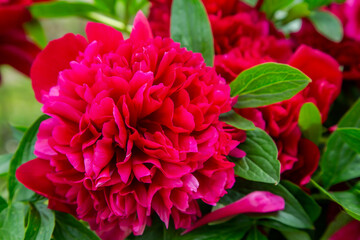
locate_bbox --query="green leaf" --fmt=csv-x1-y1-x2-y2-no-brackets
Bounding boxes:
53,212,100,240
220,110,256,131
241,0,259,7
170,0,214,66
321,99,360,188
0,202,28,240
281,181,321,222
304,0,332,9
308,10,343,43
0,153,12,177
24,19,47,48
8,115,49,202
93,0,115,12
298,102,322,145
30,1,98,18
179,215,252,240
246,227,268,240
230,63,311,108
229,128,280,184
311,180,360,220
261,0,293,19
336,128,360,154
259,221,311,240
235,180,313,229
282,3,311,26
320,211,352,240
24,203,55,240
0,196,7,214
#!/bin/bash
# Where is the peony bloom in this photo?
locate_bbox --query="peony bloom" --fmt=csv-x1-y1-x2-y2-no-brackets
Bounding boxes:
291,0,360,81
16,12,240,240
148,0,342,185
0,0,48,78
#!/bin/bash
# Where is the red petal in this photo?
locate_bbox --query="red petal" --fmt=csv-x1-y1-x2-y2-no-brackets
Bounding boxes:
330,220,360,240
183,191,285,234
85,22,124,53
16,158,57,198
31,33,87,102
130,11,153,42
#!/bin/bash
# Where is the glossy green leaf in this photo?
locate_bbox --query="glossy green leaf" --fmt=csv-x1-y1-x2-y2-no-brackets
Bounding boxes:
171,0,214,66
308,10,343,43
0,202,28,240
230,63,311,108
53,212,101,240
321,99,360,188
298,102,322,145
220,110,256,131
235,180,313,229
7,115,48,202
246,227,268,240
229,128,280,184
281,181,321,222
336,128,360,154
30,1,98,18
24,203,55,240
311,180,360,221
259,221,311,240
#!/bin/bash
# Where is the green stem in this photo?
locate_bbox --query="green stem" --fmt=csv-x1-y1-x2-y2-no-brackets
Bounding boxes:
85,12,132,34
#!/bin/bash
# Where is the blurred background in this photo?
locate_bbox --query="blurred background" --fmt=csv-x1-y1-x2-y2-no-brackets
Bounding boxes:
0,17,87,154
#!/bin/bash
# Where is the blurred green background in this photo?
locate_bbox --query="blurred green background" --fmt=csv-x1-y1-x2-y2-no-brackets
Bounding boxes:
0,17,87,154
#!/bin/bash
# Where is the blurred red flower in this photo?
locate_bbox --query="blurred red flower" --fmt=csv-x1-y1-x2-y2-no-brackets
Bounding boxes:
0,0,49,77
291,0,360,81
16,12,241,240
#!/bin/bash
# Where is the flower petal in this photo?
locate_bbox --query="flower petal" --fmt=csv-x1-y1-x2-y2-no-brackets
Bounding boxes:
130,11,153,42
31,33,87,102
16,158,57,198
86,22,124,52
182,191,285,234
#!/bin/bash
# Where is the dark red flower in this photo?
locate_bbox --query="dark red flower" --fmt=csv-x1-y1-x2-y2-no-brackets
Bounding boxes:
16,12,241,239
0,0,48,77
291,0,360,81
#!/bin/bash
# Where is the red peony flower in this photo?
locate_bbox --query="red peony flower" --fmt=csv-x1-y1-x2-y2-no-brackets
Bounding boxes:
148,0,342,185
291,0,360,81
0,0,48,77
16,12,241,239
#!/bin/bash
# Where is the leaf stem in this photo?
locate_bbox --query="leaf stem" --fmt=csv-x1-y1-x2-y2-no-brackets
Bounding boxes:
85,12,132,34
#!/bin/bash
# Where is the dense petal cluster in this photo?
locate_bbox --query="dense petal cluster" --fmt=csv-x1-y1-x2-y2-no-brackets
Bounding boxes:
16,13,240,240
0,0,47,78
291,0,360,81
148,0,342,185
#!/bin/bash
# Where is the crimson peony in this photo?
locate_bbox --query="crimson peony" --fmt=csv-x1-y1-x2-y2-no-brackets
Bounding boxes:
0,0,47,77
16,12,241,240
291,0,360,81
148,0,342,185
